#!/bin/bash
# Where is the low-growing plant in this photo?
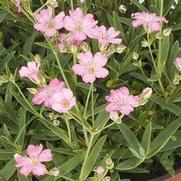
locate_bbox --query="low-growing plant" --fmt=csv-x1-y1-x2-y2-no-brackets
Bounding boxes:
0,0,181,180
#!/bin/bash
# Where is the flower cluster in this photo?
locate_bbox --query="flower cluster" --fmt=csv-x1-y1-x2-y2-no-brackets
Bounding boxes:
34,7,122,50
15,144,52,176
33,79,76,113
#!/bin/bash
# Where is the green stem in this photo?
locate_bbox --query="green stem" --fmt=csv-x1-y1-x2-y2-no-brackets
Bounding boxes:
73,53,77,86
45,37,69,88
79,134,94,180
91,83,95,127
70,0,74,10
65,118,71,143
83,85,92,118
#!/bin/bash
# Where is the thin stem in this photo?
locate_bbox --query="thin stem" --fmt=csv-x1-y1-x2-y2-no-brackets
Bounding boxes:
73,53,77,86
70,0,74,10
79,134,94,180
83,85,92,118
91,83,95,127
65,118,71,143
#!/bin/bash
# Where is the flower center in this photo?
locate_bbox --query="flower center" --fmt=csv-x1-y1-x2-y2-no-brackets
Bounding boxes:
31,158,39,166
63,99,70,108
75,24,83,32
47,21,55,29
88,66,95,73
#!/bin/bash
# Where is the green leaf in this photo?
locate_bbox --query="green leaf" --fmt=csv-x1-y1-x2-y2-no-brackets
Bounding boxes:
161,131,181,152
81,135,107,180
94,109,109,130
116,158,144,171
141,122,152,154
130,0,148,11
119,123,143,157
148,117,181,158
0,159,16,180
150,96,181,116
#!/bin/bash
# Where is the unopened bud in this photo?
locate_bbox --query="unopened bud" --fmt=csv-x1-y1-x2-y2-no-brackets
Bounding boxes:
138,87,152,106
141,39,149,47
14,153,20,159
49,167,60,176
132,52,139,60
0,75,9,86
94,166,105,174
27,88,38,94
103,176,111,181
119,4,127,14
105,158,114,169
163,28,172,37
116,45,126,54
49,0,58,7
53,120,60,127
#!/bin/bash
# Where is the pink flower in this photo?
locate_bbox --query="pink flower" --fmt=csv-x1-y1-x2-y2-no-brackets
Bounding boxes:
15,0,22,13
174,57,181,71
32,79,65,108
19,61,40,83
64,8,97,41
80,0,85,3
105,87,139,120
72,51,109,83
132,12,168,32
15,144,52,176
93,25,122,46
51,88,76,113
34,7,65,37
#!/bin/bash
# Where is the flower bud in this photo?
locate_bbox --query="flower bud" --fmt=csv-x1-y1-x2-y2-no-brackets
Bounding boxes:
27,88,38,95
138,87,152,106
132,52,139,60
141,39,149,47
49,0,58,8
118,4,127,14
0,75,9,86
115,45,126,54
49,167,60,176
105,158,114,169
103,176,111,181
163,28,172,37
53,120,60,127
94,166,105,174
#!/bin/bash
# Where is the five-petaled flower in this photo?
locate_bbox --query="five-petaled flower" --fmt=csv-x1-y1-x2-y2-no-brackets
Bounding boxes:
64,8,97,41
72,51,109,83
15,144,52,176
34,7,65,37
132,12,168,32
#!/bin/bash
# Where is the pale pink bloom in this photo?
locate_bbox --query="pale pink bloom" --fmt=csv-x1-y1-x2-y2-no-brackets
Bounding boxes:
15,0,22,13
80,0,85,3
19,61,40,83
34,7,65,37
15,144,52,176
72,51,109,83
51,88,76,113
32,79,65,108
174,57,181,71
93,25,122,46
132,12,168,32
105,86,139,120
64,8,97,41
